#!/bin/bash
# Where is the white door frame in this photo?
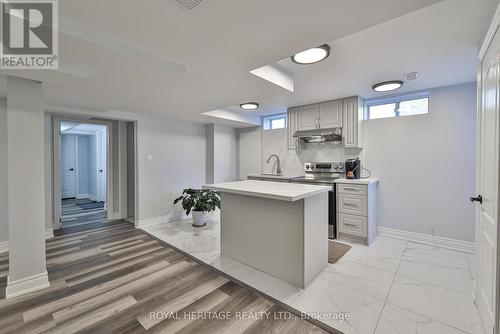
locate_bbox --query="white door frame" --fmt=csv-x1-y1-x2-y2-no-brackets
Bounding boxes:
96,128,107,204
53,117,114,229
477,4,500,333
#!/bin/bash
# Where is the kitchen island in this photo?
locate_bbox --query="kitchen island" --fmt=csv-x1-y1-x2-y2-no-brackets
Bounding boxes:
203,180,330,288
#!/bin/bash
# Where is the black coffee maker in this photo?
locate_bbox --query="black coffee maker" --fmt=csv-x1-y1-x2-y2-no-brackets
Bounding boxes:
345,158,361,179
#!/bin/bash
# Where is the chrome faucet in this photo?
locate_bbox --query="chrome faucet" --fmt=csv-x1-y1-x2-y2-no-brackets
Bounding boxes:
266,154,282,175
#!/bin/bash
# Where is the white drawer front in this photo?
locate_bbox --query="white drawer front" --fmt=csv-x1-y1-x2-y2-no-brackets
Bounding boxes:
337,184,367,195
338,194,367,216
338,213,367,237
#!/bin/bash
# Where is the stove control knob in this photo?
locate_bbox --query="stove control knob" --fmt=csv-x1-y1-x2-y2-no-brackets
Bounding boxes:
305,165,310,169
333,164,338,169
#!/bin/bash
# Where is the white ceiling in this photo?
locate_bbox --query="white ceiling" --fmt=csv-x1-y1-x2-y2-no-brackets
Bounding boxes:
0,0,495,126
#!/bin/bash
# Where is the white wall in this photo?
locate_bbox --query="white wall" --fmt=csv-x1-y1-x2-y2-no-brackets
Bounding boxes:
136,115,206,221
364,83,476,242
6,76,46,285
0,99,7,243
44,114,53,231
213,124,238,183
206,124,238,183
238,126,262,180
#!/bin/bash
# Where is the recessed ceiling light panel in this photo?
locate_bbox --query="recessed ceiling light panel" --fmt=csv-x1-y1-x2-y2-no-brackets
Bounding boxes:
291,44,331,65
240,102,259,110
372,80,404,92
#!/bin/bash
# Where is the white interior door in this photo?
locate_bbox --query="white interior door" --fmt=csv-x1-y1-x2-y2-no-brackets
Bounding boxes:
61,135,76,199
476,22,500,334
96,130,107,203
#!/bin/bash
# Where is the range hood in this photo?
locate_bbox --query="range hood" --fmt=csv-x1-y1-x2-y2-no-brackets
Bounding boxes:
293,127,342,143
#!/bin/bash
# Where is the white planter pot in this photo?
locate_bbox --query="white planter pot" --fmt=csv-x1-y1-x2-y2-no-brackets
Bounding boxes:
192,211,207,227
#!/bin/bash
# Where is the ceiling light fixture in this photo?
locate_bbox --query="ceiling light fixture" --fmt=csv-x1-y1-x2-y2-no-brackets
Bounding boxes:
372,80,404,92
291,44,331,65
240,102,259,110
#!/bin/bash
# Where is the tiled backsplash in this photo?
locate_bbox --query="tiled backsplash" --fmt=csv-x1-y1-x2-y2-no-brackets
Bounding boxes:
261,128,362,175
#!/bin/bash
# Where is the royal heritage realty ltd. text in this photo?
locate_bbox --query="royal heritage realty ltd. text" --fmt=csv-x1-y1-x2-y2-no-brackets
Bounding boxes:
149,311,352,321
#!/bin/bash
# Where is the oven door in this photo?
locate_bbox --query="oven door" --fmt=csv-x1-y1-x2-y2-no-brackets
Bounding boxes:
328,188,336,239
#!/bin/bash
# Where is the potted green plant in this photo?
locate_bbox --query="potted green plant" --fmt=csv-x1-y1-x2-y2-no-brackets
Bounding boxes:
173,188,221,227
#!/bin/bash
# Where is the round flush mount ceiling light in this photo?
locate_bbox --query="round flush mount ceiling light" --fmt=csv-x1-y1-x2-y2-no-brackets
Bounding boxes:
372,80,404,92
240,102,259,110
291,44,331,65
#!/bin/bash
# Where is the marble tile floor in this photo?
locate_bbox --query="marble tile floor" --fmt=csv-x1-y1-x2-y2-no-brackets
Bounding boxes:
141,217,483,334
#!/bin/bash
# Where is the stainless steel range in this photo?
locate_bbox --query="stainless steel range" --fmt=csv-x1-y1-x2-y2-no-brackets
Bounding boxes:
291,162,345,239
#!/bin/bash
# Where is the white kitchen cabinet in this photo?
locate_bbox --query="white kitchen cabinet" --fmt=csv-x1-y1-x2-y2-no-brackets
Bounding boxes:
298,104,319,130
342,96,364,148
319,100,342,128
336,179,378,245
287,107,299,150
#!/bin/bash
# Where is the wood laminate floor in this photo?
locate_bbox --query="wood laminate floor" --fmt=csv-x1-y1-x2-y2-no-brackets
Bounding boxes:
61,198,108,228
0,220,330,334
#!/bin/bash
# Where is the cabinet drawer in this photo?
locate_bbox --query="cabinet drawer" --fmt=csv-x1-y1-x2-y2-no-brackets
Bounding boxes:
338,213,367,237
338,194,367,216
337,183,367,195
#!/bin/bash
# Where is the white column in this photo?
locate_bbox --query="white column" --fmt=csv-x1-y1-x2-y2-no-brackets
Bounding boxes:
5,76,49,299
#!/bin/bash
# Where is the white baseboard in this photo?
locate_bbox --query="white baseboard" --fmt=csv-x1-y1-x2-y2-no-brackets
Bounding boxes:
6,271,50,299
0,240,8,254
0,229,55,254
45,228,54,239
136,213,182,229
378,227,474,254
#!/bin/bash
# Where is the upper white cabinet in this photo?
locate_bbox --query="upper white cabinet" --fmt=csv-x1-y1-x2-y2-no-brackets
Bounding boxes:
297,101,342,131
287,107,299,150
298,104,319,130
319,100,342,128
342,96,364,148
288,95,364,149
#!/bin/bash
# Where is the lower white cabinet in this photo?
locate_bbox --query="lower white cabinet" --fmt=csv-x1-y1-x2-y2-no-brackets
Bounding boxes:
338,213,367,237
336,180,378,245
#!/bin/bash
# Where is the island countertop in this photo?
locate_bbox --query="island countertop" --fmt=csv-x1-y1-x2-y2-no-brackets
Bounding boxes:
203,180,331,202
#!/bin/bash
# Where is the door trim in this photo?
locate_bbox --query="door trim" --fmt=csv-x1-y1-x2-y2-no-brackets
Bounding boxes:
53,117,114,229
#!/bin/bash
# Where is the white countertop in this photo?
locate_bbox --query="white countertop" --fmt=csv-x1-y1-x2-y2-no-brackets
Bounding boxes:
203,180,331,202
334,177,379,185
246,173,304,180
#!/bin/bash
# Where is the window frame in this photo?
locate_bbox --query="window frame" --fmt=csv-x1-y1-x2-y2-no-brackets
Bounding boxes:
365,91,429,120
262,113,288,130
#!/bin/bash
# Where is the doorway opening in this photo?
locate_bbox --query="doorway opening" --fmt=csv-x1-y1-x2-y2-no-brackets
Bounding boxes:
60,122,108,228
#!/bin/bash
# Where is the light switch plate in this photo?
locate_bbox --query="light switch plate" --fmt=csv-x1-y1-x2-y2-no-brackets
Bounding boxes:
147,153,153,162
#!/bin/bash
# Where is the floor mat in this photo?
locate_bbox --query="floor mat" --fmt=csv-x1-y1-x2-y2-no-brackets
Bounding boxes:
328,240,351,264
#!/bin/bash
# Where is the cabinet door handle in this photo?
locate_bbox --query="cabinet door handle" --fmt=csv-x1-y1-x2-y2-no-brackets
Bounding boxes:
344,223,358,228
343,187,360,192
344,203,359,207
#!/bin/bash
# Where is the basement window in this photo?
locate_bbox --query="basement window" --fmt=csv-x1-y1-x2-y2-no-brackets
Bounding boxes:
263,114,287,130
366,92,429,120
